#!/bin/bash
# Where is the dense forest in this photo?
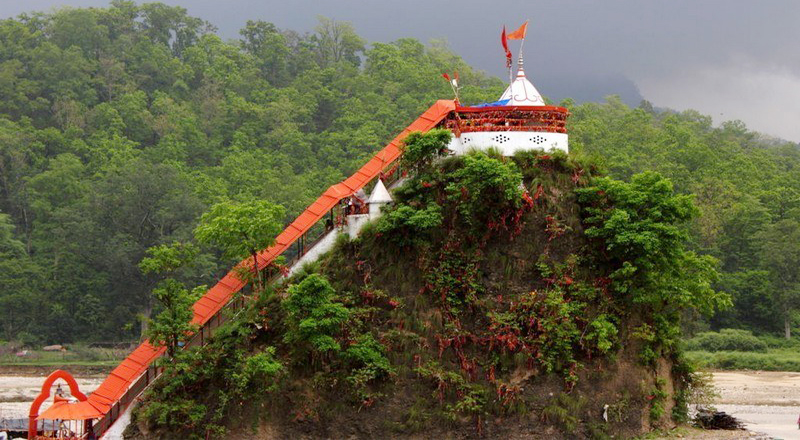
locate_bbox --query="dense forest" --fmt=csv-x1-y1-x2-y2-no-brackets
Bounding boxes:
0,1,797,345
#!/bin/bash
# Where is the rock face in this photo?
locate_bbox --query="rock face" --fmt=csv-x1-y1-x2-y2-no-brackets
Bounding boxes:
132,145,723,439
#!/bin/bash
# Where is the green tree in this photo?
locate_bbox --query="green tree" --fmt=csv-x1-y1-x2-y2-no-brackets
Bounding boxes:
194,200,284,291
139,242,200,357
312,16,365,68
283,274,350,356
0,212,42,341
577,172,730,359
756,219,800,338
239,20,290,85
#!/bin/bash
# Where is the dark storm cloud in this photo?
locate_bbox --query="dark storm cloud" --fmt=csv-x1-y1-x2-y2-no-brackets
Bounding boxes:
3,0,799,140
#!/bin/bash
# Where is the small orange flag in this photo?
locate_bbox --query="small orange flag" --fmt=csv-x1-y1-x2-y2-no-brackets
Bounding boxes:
507,21,529,40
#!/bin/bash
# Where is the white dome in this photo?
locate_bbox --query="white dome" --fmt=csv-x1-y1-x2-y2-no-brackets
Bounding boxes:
367,179,392,204
499,59,545,106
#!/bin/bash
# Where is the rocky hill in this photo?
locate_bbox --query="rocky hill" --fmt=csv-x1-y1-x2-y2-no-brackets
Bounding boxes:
127,132,728,439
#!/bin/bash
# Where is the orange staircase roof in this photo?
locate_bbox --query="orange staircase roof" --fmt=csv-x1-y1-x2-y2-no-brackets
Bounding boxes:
44,99,456,425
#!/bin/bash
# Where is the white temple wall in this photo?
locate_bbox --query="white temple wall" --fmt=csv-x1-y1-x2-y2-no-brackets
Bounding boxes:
286,228,341,277
346,214,371,239
448,131,568,155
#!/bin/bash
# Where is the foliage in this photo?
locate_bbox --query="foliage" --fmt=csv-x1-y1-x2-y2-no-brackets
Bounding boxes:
343,333,394,401
146,279,198,358
138,241,201,357
685,349,800,371
445,152,523,231
585,313,618,354
685,329,768,352
399,128,453,174
283,274,350,355
0,4,503,343
194,200,284,289
139,242,199,275
755,219,800,338
0,212,42,341
414,360,488,422
374,204,442,248
577,172,729,365
344,333,393,377
137,320,283,438
648,378,668,423
194,200,284,262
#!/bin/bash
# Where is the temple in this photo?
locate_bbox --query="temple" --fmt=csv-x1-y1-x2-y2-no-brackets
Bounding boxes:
446,54,569,155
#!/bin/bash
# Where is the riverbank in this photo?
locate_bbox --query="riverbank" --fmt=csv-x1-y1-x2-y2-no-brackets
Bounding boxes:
709,371,800,439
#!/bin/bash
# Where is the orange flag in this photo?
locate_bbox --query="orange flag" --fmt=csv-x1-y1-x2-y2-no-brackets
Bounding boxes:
507,21,529,40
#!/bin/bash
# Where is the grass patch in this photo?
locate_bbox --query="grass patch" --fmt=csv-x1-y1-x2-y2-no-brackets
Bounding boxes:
0,360,121,367
686,349,800,371
0,344,129,366
632,426,698,439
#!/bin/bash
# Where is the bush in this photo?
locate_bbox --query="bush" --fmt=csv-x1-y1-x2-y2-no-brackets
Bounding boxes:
400,129,453,174
685,329,768,352
283,274,350,354
375,204,443,248
756,334,800,349
445,151,523,229
686,349,800,371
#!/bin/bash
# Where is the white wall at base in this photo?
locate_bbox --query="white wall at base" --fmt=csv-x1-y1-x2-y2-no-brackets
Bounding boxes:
448,131,568,155
287,203,389,278
286,228,341,278
100,401,132,439
369,201,387,217
346,214,371,239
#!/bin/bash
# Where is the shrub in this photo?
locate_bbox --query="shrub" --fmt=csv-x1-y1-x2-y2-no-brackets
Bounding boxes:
686,349,800,371
685,329,768,352
283,274,350,354
400,129,453,174
344,334,393,378
344,334,394,401
446,151,523,230
375,204,442,248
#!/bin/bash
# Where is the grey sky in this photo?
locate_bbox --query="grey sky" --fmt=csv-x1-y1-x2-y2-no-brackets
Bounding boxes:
3,0,799,141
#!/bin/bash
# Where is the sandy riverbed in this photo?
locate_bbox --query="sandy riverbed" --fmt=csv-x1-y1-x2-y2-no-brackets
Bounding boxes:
708,371,800,440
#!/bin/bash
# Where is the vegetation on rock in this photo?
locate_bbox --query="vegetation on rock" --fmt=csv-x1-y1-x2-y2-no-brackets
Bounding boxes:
132,132,728,438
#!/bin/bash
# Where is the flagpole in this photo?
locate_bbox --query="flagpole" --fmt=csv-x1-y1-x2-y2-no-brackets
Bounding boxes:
518,21,527,69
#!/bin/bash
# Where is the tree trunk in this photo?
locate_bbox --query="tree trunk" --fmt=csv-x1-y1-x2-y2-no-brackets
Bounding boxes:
251,249,262,292
785,314,792,340
141,302,152,339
